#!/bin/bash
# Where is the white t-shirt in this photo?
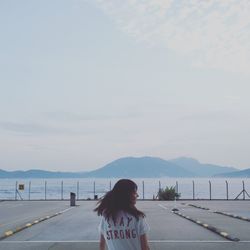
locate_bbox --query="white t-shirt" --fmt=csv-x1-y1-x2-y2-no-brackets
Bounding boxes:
98,211,150,250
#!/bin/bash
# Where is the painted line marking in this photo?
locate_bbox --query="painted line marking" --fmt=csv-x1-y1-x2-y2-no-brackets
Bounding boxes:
214,211,250,222
158,204,239,242
1,240,250,243
0,217,35,228
8,204,24,208
172,211,240,242
158,204,168,210
60,207,74,213
0,208,68,228
0,206,75,241
4,231,13,237
188,204,210,211
220,232,228,237
187,203,250,222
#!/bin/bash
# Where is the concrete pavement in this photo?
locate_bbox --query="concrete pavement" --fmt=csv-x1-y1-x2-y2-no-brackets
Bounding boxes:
0,200,250,249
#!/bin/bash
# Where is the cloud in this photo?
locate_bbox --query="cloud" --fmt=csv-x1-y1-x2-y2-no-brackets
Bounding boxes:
43,111,141,122
181,110,233,122
0,121,74,135
94,0,250,74
0,110,141,136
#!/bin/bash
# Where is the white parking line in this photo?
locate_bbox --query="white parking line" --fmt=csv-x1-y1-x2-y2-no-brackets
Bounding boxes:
1,240,250,243
150,240,250,243
7,204,24,209
60,207,74,213
158,204,168,210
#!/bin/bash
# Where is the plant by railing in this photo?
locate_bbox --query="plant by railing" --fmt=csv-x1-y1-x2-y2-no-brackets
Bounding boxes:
157,186,181,200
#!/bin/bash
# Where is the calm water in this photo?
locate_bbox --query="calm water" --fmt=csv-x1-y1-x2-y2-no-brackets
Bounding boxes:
0,178,249,200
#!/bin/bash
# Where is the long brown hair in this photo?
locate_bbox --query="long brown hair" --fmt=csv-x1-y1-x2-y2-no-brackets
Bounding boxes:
94,179,145,222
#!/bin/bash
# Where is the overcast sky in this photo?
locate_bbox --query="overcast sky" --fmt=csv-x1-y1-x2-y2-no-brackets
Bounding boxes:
1,0,250,171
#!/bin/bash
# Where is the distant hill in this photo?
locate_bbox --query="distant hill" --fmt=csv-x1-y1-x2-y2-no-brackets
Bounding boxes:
0,156,241,178
83,156,194,178
0,169,84,178
169,157,237,177
214,168,250,178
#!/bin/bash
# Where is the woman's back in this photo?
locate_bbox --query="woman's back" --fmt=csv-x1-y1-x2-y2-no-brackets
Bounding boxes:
99,210,149,250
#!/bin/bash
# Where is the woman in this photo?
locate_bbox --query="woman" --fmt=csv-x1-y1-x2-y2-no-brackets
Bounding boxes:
94,179,150,250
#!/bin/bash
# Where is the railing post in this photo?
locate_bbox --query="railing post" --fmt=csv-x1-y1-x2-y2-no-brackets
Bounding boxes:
175,181,178,195
192,180,195,200
15,181,17,200
142,181,145,200
45,181,47,200
61,181,64,200
209,180,211,200
226,180,228,200
94,181,96,199
77,181,79,200
109,180,112,191
29,181,31,200
243,181,245,200
159,180,161,192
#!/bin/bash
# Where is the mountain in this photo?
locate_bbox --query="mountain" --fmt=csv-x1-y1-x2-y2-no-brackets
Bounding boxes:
83,156,194,178
169,157,237,177
214,168,250,178
0,169,84,178
0,156,240,178
0,169,10,178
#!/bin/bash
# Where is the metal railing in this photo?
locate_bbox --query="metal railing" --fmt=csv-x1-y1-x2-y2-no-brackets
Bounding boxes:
0,179,249,201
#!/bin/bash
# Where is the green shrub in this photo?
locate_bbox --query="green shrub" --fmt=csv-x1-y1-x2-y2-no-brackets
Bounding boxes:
157,186,180,200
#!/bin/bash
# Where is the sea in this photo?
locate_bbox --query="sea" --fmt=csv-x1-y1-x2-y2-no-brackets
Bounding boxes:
0,178,249,200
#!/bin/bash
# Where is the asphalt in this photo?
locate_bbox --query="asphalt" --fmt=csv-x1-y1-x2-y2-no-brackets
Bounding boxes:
0,200,250,249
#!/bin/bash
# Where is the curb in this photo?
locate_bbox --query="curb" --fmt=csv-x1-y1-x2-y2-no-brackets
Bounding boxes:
214,211,250,222
0,207,73,241
172,211,240,242
188,204,210,210
187,203,250,222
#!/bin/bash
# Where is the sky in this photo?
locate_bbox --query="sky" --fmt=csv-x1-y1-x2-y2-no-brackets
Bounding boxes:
0,0,250,171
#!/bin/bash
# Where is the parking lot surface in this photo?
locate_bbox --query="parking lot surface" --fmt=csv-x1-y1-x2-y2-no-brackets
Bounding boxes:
0,200,250,249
